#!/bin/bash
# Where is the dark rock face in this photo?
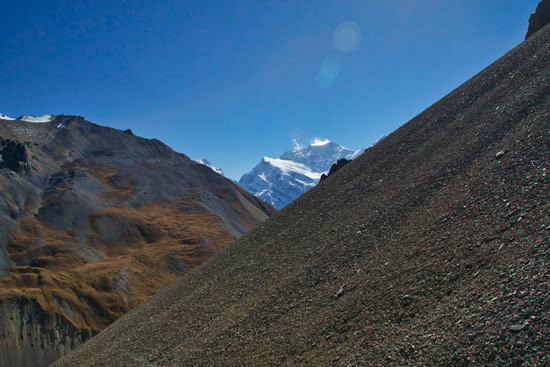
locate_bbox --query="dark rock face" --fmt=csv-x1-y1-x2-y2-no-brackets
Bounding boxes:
526,0,550,39
0,139,30,173
320,158,350,182
0,298,94,367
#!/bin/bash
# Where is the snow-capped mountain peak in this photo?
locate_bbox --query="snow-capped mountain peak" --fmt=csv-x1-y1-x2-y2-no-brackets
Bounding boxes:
196,159,224,176
239,140,364,209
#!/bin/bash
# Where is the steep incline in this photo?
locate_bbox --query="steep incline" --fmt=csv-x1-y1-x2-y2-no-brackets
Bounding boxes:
57,24,549,366
0,116,273,367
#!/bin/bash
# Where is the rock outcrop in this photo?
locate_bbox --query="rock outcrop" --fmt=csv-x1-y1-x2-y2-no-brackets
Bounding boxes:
0,298,93,367
319,158,350,182
526,0,550,39
0,139,30,174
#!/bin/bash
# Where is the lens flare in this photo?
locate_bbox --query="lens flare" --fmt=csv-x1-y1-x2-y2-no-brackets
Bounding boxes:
316,55,341,88
332,21,362,53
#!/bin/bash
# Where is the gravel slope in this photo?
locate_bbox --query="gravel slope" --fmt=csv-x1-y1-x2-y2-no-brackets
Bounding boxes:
55,23,550,367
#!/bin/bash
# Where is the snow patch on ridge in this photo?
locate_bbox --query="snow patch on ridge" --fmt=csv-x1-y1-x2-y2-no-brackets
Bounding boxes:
263,157,323,180
374,134,388,145
19,115,56,123
0,113,15,120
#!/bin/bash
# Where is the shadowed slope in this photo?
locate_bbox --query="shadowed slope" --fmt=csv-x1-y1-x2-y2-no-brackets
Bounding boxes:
56,25,550,367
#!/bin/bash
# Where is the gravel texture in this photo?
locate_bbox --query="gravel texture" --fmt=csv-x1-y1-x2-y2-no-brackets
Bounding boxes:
55,23,550,367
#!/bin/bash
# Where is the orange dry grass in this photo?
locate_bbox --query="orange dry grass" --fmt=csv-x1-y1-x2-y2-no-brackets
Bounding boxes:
1,197,237,331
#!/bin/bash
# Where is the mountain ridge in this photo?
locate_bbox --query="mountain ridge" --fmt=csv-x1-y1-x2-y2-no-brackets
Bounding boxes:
0,114,274,367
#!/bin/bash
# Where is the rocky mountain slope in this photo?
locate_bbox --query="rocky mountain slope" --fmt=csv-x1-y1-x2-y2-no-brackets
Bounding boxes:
238,140,362,209
55,17,549,367
0,115,273,367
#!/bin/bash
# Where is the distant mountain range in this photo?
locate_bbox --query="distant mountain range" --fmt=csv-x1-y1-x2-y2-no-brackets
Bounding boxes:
238,139,364,209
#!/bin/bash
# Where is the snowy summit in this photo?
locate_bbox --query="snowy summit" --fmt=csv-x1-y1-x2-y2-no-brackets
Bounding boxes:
238,140,363,209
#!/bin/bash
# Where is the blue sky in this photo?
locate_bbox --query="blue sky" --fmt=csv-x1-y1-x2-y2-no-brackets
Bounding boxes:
0,0,539,179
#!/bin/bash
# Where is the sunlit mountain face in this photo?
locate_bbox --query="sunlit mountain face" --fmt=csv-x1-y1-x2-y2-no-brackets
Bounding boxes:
238,140,363,209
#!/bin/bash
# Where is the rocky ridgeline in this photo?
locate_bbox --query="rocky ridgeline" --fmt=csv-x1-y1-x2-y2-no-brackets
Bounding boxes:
526,0,550,39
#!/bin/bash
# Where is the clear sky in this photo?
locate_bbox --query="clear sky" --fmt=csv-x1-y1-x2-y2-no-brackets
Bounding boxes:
0,0,540,180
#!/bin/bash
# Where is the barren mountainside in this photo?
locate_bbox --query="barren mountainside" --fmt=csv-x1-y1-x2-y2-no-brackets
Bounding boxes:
55,16,550,367
0,115,273,367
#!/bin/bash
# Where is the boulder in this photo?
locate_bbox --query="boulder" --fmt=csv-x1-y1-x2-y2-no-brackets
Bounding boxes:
320,158,351,182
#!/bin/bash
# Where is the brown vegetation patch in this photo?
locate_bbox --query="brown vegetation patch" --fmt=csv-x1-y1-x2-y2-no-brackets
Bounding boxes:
1,196,237,331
